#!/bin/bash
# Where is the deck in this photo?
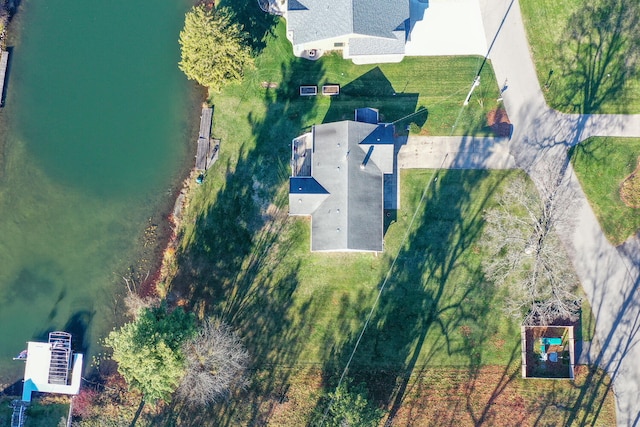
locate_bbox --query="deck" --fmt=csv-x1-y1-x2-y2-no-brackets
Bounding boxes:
195,107,219,171
291,132,312,177
0,50,9,107
21,332,83,402
196,137,220,171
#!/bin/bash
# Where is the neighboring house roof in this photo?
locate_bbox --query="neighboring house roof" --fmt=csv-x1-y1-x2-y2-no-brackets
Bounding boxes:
287,0,409,55
289,119,395,252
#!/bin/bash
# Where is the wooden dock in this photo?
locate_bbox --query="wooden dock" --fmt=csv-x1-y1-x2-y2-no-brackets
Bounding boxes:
196,137,220,171
195,107,219,171
0,50,9,107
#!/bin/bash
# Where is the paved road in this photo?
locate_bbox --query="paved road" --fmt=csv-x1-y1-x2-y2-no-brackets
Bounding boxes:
477,1,640,425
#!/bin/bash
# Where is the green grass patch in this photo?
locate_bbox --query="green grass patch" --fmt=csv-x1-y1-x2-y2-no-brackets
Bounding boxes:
176,168,521,369
520,0,640,113
570,137,640,245
0,396,70,427
158,11,609,426
171,166,610,425
210,19,501,138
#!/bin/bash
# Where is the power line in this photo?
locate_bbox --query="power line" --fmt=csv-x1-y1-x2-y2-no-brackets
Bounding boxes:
320,153,450,425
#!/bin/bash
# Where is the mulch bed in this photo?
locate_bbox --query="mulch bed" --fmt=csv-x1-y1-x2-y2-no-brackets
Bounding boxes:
487,108,512,137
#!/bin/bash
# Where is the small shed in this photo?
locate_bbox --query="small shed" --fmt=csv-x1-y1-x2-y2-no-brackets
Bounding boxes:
355,107,379,124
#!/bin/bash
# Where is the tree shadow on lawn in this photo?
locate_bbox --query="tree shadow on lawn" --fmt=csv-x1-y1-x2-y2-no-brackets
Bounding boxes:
218,0,280,55
313,168,511,426
568,136,618,166
551,0,640,113
157,58,328,426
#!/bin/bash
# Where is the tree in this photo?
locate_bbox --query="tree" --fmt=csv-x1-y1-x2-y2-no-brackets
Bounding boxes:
481,163,581,325
312,379,385,427
176,318,249,406
178,4,254,93
104,304,196,403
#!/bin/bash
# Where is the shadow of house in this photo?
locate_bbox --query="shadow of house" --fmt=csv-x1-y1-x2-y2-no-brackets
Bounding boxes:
408,0,428,36
323,66,420,123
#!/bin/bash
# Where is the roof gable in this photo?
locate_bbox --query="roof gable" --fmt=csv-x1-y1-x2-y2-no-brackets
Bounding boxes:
287,0,409,48
290,119,395,252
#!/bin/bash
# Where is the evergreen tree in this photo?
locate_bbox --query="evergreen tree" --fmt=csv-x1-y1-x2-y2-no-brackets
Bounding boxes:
104,304,196,403
178,4,254,93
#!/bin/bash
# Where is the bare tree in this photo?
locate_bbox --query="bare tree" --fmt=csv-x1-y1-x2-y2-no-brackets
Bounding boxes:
482,160,581,325
122,272,159,319
177,318,249,406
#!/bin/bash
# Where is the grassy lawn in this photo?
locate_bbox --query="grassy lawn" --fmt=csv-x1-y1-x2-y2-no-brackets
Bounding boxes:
162,166,606,425
570,137,640,245
207,18,501,141
0,396,70,427
520,0,640,113
152,9,611,427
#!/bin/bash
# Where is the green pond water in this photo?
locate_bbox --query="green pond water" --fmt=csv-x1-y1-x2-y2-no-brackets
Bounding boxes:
0,0,194,384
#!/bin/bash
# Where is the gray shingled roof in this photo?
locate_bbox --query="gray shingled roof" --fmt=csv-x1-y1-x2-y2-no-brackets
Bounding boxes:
287,0,409,49
289,120,395,252
348,29,406,56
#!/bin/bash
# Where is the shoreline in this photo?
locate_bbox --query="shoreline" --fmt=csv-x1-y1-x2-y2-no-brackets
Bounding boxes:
122,87,207,306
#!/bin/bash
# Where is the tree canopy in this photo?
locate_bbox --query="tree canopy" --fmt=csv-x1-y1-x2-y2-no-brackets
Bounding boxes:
178,4,254,93
481,168,581,325
177,318,249,406
104,304,196,403
313,379,385,427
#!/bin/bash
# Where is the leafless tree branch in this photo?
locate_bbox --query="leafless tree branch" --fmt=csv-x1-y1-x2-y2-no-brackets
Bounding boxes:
482,164,581,326
177,318,249,407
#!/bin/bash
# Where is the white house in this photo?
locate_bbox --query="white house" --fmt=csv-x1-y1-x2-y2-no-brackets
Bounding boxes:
283,0,410,64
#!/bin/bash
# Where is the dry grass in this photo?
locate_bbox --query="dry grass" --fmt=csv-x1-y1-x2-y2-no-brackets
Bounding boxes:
620,157,640,208
259,365,616,427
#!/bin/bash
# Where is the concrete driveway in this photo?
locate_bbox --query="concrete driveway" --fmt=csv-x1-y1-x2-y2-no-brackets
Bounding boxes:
406,0,488,57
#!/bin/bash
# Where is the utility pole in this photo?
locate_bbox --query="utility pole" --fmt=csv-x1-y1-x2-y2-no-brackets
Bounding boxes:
463,75,481,106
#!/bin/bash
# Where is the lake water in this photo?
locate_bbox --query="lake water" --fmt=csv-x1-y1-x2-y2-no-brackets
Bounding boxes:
0,0,193,384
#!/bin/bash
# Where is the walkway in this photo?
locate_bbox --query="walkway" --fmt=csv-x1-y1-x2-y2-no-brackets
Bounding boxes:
398,136,515,169
475,1,640,425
